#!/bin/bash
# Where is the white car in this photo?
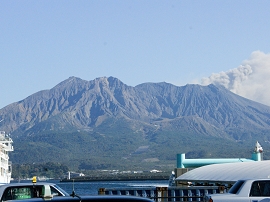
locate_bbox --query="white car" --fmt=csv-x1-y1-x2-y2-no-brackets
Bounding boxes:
0,182,69,201
204,179,270,202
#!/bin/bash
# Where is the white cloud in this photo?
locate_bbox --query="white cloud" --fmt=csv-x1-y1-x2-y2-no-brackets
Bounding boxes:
201,51,270,106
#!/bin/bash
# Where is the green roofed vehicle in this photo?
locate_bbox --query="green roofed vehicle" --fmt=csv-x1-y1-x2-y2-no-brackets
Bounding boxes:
0,177,153,202
0,182,69,201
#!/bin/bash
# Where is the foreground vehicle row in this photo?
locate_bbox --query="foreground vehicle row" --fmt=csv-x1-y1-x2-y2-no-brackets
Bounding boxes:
0,181,153,202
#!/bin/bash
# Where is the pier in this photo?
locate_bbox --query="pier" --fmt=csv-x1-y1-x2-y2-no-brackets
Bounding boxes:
98,185,225,201
60,175,170,182
96,141,264,201
60,172,171,182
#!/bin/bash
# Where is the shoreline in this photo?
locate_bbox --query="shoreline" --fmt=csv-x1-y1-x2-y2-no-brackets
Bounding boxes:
60,175,170,182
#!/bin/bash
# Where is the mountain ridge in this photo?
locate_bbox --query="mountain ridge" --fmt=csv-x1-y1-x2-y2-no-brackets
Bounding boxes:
1,76,270,170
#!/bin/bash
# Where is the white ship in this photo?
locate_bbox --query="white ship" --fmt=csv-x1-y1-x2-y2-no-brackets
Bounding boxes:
0,131,13,184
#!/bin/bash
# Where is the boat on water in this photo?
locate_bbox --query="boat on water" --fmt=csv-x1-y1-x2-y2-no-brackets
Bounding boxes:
0,131,13,184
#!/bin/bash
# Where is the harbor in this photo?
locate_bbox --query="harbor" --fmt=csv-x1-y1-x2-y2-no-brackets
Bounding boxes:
57,179,223,201
98,185,224,201
4,134,270,201
93,141,268,201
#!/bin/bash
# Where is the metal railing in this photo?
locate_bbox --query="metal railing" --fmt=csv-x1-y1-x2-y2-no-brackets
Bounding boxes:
99,186,226,201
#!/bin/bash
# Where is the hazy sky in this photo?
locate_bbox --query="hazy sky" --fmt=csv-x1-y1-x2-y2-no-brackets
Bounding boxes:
1,1,270,109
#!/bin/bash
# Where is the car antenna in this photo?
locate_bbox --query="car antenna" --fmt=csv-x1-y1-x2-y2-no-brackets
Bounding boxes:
70,179,81,202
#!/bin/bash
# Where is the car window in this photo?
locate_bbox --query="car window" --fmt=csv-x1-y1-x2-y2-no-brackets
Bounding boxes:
228,180,245,194
262,181,270,196
50,186,63,196
51,185,69,196
250,181,270,197
250,182,261,196
1,186,42,201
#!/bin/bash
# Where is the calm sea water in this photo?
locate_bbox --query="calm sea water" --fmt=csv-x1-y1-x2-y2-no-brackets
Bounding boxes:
56,180,169,195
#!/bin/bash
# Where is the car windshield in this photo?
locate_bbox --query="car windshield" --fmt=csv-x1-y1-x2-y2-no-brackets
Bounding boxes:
52,185,69,196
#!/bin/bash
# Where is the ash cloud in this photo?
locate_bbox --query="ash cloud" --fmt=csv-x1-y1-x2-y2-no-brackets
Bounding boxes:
201,51,270,106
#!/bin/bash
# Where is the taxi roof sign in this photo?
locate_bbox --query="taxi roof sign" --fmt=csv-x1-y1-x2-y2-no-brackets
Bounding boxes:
32,176,37,183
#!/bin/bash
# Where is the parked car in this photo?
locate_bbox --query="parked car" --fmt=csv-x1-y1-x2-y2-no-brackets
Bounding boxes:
204,178,270,202
0,182,69,201
0,178,153,202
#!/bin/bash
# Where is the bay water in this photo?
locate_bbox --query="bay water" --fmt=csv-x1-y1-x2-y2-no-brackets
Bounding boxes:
57,180,169,195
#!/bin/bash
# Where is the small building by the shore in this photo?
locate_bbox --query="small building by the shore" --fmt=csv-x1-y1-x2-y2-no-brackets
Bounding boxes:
66,171,85,179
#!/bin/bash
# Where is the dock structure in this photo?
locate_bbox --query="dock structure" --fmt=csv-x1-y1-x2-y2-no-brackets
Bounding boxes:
177,141,263,169
60,174,170,182
98,141,265,201
98,185,225,201
173,141,263,185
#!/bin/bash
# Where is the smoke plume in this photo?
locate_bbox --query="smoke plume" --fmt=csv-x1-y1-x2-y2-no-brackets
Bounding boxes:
201,51,270,106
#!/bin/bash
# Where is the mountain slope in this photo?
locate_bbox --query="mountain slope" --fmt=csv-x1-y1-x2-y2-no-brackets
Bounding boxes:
1,76,270,170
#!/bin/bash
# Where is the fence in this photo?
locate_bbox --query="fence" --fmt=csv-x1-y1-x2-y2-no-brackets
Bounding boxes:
98,185,226,201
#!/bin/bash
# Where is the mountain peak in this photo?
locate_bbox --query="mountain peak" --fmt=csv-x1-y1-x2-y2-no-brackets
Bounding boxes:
53,76,85,89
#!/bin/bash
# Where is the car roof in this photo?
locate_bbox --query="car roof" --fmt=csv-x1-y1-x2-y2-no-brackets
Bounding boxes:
1,182,56,187
0,182,58,193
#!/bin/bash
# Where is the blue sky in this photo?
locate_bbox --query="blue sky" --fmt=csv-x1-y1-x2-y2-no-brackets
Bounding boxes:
1,0,270,108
